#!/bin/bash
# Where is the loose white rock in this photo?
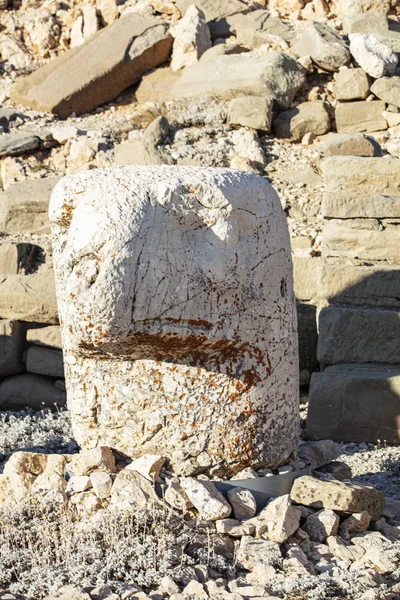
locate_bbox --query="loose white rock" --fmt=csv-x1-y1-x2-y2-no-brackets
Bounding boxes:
90,470,113,498
250,494,301,542
349,34,398,79
180,477,232,520
303,508,340,542
227,487,257,520
127,454,165,482
170,5,211,72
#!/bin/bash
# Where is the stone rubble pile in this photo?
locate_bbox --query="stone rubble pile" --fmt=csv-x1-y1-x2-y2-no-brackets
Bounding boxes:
0,441,399,600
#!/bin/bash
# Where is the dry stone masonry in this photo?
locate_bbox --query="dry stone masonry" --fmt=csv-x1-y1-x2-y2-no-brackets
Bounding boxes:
49,166,299,476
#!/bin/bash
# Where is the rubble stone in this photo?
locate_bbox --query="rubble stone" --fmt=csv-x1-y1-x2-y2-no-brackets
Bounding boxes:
370,76,400,109
250,495,301,542
227,97,273,132
227,487,257,520
291,475,385,520
292,22,350,71
171,5,211,71
0,132,40,157
334,68,370,101
273,101,330,141
180,478,232,520
298,440,341,469
317,133,377,157
70,447,116,476
304,509,340,542
128,454,165,482
349,33,398,78
342,13,388,34
236,536,282,570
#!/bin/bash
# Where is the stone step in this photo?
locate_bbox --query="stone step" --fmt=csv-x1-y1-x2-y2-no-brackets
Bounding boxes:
307,364,400,443
317,306,400,365
322,221,400,263
322,156,400,195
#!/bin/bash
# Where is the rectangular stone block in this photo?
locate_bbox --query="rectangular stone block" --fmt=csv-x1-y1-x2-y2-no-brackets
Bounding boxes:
0,177,60,235
317,306,400,365
293,257,322,301
335,100,387,134
322,193,400,219
27,326,62,350
49,165,299,476
322,221,400,263
317,265,400,309
307,365,400,443
25,346,64,378
322,156,400,195
10,15,172,118
0,373,66,409
0,269,58,324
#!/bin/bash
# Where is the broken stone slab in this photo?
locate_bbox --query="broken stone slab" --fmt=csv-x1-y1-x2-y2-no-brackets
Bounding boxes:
316,461,352,481
290,475,385,520
181,478,232,520
0,270,58,323
135,66,181,104
0,320,27,376
317,133,377,156
322,191,400,217
25,346,64,378
317,306,400,365
334,68,370,101
322,156,400,194
317,265,400,309
10,14,173,118
26,325,62,350
170,5,211,71
273,101,330,142
127,454,165,482
370,76,400,109
175,0,248,39
298,440,341,469
170,52,306,108
0,131,40,157
0,373,66,409
303,509,340,542
335,100,387,134
334,0,390,15
70,447,116,476
0,177,61,235
216,518,256,537
307,364,400,444
292,22,350,72
227,487,257,520
110,467,163,511
292,257,323,302
322,221,400,263
349,33,398,78
227,10,294,47
49,165,299,476
373,29,400,56
227,96,273,132
342,13,388,34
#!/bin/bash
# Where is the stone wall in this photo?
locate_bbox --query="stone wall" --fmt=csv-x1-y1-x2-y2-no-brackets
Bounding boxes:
307,155,400,443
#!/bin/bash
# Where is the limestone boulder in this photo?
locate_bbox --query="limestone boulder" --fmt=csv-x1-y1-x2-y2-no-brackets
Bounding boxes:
298,440,341,469
334,68,370,101
11,15,172,118
249,495,301,543
227,97,273,132
170,52,306,108
335,101,387,134
170,5,211,71
371,76,400,109
291,475,385,520
292,22,350,72
307,365,400,443
273,101,330,141
349,33,398,78
49,166,299,475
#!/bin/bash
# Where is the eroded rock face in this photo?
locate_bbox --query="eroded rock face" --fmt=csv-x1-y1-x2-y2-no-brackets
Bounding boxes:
50,166,299,476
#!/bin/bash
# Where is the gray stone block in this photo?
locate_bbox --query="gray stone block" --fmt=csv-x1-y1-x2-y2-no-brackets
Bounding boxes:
322,221,400,263
25,346,64,378
317,306,400,365
317,265,400,309
322,193,400,218
0,373,66,409
307,365,400,443
335,100,387,134
26,326,62,349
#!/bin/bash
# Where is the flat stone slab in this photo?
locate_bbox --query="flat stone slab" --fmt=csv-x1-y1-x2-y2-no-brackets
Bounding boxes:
0,132,40,157
335,100,387,134
322,192,400,218
307,365,400,444
322,221,400,263
322,156,400,195
10,14,172,118
0,269,58,324
317,306,400,365
49,165,299,476
25,346,64,378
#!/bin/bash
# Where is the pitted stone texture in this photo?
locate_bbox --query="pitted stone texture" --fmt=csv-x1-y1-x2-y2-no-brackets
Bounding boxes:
50,166,299,476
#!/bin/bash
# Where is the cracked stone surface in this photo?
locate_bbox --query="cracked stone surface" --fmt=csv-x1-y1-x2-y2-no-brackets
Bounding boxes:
49,165,299,476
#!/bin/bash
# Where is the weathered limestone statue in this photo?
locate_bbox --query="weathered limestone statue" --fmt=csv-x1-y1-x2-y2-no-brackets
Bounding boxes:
50,166,299,476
